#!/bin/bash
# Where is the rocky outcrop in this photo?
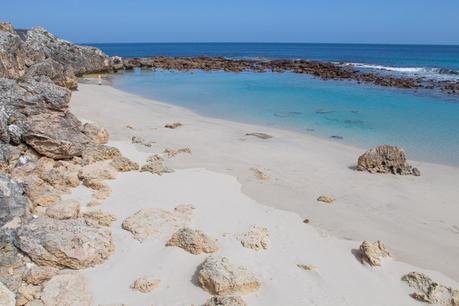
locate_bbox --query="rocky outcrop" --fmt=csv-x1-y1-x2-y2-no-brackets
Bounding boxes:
237,225,269,251
357,145,420,176
40,272,92,306
81,123,109,145
198,256,261,296
78,161,117,181
359,240,391,266
0,281,15,306
122,205,193,241
166,227,219,254
81,144,121,165
130,277,160,293
15,217,114,269
0,173,29,227
402,272,459,305
203,296,248,306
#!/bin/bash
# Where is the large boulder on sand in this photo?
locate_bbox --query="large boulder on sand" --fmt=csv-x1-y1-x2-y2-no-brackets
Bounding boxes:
15,216,114,269
357,145,420,176
198,256,261,296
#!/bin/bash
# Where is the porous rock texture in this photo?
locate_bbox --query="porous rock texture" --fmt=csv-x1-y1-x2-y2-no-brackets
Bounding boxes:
237,225,270,251
130,277,160,293
402,272,459,305
166,227,219,254
40,272,92,306
359,240,391,266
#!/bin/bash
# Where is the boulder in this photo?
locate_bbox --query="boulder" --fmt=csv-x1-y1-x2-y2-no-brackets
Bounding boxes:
359,240,391,266
357,145,420,176
109,156,139,172
166,227,219,254
83,210,117,227
402,272,459,305
0,281,15,306
198,256,261,296
33,157,81,192
130,277,160,293
81,123,109,144
23,266,58,285
23,175,62,207
41,272,92,306
15,217,114,269
24,59,78,90
203,296,247,306
122,205,193,241
0,229,30,292
45,199,80,220
237,225,269,251
110,56,124,71
0,173,29,227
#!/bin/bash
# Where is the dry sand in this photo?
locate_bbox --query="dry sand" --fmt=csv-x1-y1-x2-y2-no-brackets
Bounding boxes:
69,83,459,305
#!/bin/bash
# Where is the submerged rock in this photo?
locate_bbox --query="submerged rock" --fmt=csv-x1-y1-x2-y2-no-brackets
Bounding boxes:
401,272,459,305
359,240,391,266
357,145,420,176
198,255,261,296
166,227,219,254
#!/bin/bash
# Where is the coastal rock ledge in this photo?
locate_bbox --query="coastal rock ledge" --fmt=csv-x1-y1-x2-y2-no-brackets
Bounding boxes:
357,145,420,176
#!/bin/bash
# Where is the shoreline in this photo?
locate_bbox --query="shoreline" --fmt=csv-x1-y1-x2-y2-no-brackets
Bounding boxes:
71,83,459,281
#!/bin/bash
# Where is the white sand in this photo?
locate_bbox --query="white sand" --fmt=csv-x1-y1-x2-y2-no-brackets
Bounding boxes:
69,83,459,305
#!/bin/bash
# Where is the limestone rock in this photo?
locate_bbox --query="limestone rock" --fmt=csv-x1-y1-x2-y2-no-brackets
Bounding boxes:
164,122,183,129
82,123,109,144
166,227,219,254
203,296,247,306
317,195,335,204
16,283,42,306
34,157,80,192
16,217,114,269
23,175,62,207
78,161,118,181
83,210,117,227
24,59,78,90
0,173,29,227
23,266,58,285
130,277,160,293
237,225,269,251
110,156,139,172
41,272,92,306
164,147,191,158
359,240,391,266
402,272,459,305
357,145,420,176
81,144,121,165
140,160,174,176
198,255,261,296
45,199,80,220
122,205,193,241
0,281,15,306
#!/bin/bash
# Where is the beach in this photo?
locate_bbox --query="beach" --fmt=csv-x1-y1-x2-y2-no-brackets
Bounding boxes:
69,83,459,305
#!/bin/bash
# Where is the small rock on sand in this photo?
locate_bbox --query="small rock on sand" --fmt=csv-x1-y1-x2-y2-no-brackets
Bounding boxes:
130,277,160,293
164,122,183,129
237,225,270,251
83,210,117,227
140,160,174,176
164,147,192,158
131,136,154,147
166,227,219,254
198,255,261,296
203,296,248,306
297,264,317,271
250,168,269,181
359,240,391,266
245,132,273,140
401,271,459,305
317,195,335,204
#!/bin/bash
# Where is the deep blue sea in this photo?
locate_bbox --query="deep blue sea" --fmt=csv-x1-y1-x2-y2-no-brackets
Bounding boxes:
88,43,459,166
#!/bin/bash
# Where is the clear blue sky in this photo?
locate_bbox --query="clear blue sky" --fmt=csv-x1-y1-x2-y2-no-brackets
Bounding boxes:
2,0,459,45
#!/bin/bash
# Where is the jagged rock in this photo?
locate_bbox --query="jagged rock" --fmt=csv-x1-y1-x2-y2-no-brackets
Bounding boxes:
237,225,269,251
81,144,121,165
130,277,160,293
0,26,34,79
82,123,109,144
122,205,193,241
131,136,154,147
166,227,219,254
24,59,78,90
23,112,91,159
140,160,174,176
203,296,248,306
198,256,261,296
402,272,459,305
164,147,191,158
23,266,58,285
83,210,116,227
23,175,62,207
15,283,42,306
359,240,391,266
109,156,139,172
16,216,114,269
110,56,124,71
245,132,272,140
45,199,80,220
0,173,29,227
78,161,117,181
33,157,80,192
250,168,269,181
316,195,335,204
164,122,183,129
0,144,22,171
41,272,92,306
0,281,15,306
357,145,420,176
0,229,30,292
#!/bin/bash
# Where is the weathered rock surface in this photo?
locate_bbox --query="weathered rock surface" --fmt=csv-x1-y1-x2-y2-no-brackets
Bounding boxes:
83,210,117,227
0,281,15,306
34,157,80,192
402,272,459,305
130,277,160,293
237,225,270,251
203,296,248,306
15,217,114,269
23,266,58,285
81,144,121,165
23,175,62,207
166,227,219,254
198,256,261,296
78,161,117,181
140,160,174,176
41,272,92,306
122,205,193,241
45,199,80,220
110,156,139,172
359,240,391,266
82,123,109,144
15,283,42,306
316,195,335,204
357,145,420,176
131,136,154,147
0,173,29,227
24,59,78,90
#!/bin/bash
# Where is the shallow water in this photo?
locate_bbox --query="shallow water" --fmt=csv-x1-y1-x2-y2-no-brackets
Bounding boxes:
111,69,459,166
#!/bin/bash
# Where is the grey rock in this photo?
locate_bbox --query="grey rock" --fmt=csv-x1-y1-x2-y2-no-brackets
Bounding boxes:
0,174,29,227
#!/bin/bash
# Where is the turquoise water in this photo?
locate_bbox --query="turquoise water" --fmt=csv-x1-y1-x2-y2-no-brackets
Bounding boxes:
111,69,459,166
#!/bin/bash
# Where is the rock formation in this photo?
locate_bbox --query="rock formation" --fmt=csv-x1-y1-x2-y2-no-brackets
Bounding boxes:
359,240,391,266
198,256,261,296
109,156,139,172
402,272,459,305
166,227,219,254
357,145,420,176
237,225,270,251
0,173,29,227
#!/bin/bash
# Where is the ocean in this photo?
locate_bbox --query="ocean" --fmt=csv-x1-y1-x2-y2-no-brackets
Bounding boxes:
88,43,459,166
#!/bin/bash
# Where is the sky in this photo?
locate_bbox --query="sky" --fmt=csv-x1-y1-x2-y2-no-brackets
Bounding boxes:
1,0,459,45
